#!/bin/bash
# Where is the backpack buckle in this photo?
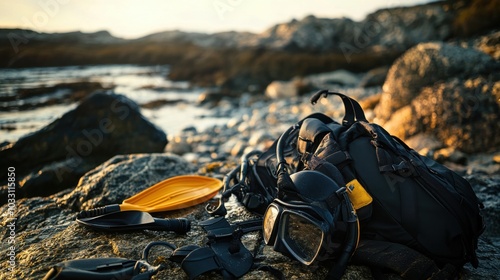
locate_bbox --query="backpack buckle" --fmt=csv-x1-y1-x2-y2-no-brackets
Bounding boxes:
391,161,415,177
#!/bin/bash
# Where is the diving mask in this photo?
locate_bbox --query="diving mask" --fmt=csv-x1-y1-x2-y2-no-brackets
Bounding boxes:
261,118,360,279
263,171,359,266
264,199,342,265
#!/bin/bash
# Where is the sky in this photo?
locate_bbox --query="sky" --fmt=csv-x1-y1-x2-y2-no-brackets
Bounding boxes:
0,0,433,39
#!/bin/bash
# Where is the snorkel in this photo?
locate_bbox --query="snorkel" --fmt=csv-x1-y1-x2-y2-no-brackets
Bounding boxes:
266,123,359,280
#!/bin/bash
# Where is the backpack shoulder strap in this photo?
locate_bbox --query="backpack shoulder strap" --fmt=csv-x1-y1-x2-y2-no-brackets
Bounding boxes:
310,90,368,125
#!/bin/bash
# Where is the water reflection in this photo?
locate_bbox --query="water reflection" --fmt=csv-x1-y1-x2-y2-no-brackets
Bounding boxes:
0,64,228,142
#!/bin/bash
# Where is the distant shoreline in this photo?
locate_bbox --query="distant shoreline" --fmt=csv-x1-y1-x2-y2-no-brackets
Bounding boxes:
1,0,498,92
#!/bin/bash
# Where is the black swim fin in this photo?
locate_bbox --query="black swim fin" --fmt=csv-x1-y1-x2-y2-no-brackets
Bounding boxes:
76,210,191,234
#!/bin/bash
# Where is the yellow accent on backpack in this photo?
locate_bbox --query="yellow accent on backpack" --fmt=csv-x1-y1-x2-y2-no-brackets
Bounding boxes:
346,179,372,210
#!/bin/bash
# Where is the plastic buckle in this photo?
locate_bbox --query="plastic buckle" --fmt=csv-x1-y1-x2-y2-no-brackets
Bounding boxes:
392,161,413,177
243,193,265,211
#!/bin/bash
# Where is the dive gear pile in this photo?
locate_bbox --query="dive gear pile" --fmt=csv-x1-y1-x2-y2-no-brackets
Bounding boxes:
44,90,484,279
208,90,484,278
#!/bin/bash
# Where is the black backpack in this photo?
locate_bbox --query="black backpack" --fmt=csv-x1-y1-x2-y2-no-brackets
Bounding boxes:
211,90,485,275
293,90,485,269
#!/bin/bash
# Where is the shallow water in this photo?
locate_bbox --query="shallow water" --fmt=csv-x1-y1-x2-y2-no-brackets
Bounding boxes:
0,64,229,143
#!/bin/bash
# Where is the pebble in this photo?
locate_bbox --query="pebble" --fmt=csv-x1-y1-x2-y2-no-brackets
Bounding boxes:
494,154,500,164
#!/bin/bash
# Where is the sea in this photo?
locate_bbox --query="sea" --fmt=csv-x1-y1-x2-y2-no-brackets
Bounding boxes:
0,64,230,143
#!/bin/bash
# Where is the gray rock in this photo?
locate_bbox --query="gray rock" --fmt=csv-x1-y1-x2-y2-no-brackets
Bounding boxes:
404,133,444,154
197,90,240,108
362,4,452,51
434,147,468,165
0,92,168,204
375,42,497,121
466,157,500,176
379,105,417,140
305,69,361,88
17,156,106,198
359,66,389,88
248,130,275,147
255,16,361,52
467,174,500,238
58,153,197,211
410,77,499,153
457,30,500,61
165,137,193,155
265,81,299,99
494,153,500,164
475,30,500,60
218,137,244,156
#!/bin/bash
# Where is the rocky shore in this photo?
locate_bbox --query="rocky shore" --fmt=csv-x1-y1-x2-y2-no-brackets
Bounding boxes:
1,1,499,278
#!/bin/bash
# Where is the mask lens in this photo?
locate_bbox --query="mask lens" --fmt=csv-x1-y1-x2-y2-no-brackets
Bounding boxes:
282,212,323,264
263,204,280,245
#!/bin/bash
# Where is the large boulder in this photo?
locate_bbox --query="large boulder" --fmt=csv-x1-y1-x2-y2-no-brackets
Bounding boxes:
375,42,497,122
411,77,500,153
58,153,197,211
383,76,500,153
0,92,168,203
265,81,298,99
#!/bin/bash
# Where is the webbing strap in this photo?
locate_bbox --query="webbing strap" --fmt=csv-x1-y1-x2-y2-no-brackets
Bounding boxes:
310,90,368,126
181,217,262,279
181,248,223,280
364,127,420,237
352,240,458,280
399,178,419,238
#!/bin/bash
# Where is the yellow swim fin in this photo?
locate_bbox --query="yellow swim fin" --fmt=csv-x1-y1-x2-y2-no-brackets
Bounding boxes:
77,175,223,218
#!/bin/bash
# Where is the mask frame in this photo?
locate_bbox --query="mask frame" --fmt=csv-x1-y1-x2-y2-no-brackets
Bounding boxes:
264,198,343,265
